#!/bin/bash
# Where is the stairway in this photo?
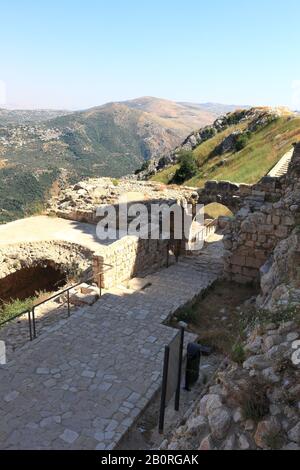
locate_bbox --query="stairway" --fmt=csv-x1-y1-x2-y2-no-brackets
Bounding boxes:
268,148,294,177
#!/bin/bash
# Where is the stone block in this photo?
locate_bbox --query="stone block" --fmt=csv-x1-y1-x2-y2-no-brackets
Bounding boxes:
245,257,263,269
275,226,289,238
230,254,246,266
272,215,281,225
258,224,274,234
242,266,258,278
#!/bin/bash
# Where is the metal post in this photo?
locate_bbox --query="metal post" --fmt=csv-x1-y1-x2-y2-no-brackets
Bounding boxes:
166,242,169,268
28,310,33,342
158,346,170,434
175,327,185,411
32,307,37,339
67,290,70,317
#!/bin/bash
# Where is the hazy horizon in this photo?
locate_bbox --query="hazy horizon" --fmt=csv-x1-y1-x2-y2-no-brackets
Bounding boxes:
0,96,251,112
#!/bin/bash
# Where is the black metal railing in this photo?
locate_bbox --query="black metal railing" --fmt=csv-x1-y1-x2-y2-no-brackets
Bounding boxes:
0,264,113,342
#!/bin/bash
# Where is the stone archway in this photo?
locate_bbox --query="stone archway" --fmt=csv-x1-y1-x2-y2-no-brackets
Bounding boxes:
203,203,234,221
0,262,68,304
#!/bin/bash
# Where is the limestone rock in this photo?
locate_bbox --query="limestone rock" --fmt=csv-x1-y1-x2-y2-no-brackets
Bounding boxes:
254,418,281,448
243,355,272,371
288,423,300,444
186,416,207,436
199,394,223,417
208,406,232,440
199,435,213,451
239,434,251,450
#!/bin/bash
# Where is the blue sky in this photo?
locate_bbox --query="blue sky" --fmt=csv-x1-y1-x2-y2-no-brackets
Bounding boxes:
1,0,300,109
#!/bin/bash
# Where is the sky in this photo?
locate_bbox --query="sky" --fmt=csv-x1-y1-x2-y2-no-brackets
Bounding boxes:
1,0,300,110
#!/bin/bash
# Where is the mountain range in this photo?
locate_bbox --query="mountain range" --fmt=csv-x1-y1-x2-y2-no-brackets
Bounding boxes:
0,97,244,223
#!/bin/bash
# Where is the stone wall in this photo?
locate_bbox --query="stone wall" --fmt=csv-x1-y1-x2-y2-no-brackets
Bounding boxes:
224,143,300,284
93,236,170,289
198,176,285,213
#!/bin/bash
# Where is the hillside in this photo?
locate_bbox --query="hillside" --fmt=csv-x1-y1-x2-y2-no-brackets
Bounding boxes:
0,108,71,125
146,107,300,187
0,98,226,178
0,97,238,223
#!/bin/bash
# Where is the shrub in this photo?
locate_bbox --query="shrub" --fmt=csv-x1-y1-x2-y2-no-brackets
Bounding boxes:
231,343,246,365
176,307,197,324
173,151,198,184
235,133,251,151
0,298,35,326
135,160,150,175
239,379,270,422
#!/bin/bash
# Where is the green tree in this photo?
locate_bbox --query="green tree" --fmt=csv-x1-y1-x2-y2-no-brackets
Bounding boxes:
235,132,251,151
173,151,198,184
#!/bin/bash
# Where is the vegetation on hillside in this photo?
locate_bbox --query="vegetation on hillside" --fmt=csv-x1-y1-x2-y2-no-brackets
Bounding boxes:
0,166,59,224
0,98,224,224
151,112,300,187
0,297,35,326
172,151,198,184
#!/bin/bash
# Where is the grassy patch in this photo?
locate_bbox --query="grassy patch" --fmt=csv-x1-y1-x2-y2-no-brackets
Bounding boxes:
240,305,300,331
152,116,300,188
151,164,180,184
0,298,35,326
171,280,257,355
231,343,246,365
204,202,234,219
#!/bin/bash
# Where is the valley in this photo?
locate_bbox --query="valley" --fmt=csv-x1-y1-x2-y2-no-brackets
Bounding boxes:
0,97,235,224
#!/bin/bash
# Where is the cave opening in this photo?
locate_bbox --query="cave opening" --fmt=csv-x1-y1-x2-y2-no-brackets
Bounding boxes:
0,265,67,304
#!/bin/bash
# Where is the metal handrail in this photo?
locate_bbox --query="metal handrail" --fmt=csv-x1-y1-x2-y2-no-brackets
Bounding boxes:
0,263,113,342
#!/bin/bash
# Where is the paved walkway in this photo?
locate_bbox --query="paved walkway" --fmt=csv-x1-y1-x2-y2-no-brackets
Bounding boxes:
0,215,114,249
0,237,223,450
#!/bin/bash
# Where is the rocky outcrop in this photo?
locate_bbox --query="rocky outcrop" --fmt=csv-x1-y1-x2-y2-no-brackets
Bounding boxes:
47,177,198,224
161,320,300,451
137,107,286,180
257,230,300,311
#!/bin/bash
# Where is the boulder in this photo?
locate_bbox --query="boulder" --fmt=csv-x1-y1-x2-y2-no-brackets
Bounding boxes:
186,416,207,436
254,418,281,448
198,435,213,451
288,423,300,444
208,406,232,440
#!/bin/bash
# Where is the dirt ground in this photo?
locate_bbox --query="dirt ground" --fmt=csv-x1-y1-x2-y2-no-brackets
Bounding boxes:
175,280,258,356
117,280,258,450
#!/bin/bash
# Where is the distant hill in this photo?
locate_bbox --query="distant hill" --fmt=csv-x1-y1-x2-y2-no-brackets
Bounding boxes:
0,97,238,179
178,102,250,116
145,107,300,187
0,97,246,223
0,108,71,125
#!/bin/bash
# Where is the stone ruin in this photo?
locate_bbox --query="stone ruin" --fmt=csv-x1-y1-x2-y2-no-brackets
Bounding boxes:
223,143,300,309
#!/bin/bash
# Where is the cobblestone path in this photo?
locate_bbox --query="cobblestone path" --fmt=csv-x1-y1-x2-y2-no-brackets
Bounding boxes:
0,238,223,450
